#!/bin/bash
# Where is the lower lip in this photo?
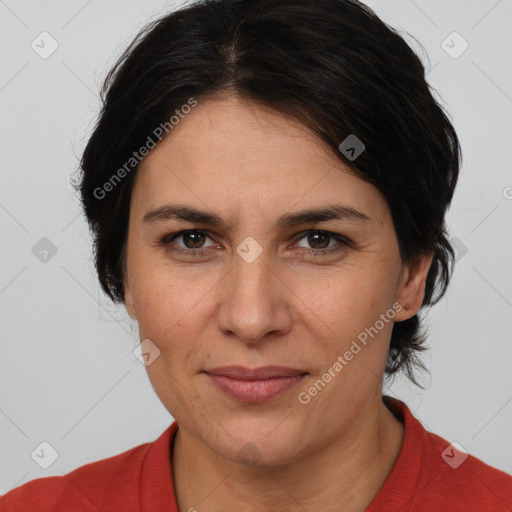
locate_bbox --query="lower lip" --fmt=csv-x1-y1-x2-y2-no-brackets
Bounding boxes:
206,374,307,403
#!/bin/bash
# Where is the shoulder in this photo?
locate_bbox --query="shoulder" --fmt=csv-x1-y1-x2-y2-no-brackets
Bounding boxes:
0,437,155,512
418,428,512,510
375,397,512,511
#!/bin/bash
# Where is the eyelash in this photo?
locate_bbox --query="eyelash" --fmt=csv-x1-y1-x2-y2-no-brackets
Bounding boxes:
157,229,352,258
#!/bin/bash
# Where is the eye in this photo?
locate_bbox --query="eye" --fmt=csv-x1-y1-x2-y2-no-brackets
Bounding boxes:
171,230,214,249
159,229,220,256
293,230,351,256
158,229,351,259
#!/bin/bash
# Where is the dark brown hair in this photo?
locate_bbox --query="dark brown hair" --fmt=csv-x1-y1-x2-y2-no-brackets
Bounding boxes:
74,0,461,384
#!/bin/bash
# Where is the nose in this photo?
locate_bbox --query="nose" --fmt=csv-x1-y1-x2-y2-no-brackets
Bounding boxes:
215,247,293,345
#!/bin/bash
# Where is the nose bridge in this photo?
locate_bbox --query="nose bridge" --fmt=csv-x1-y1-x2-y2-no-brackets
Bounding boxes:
216,242,291,342
230,231,273,293
231,246,271,301
230,245,274,316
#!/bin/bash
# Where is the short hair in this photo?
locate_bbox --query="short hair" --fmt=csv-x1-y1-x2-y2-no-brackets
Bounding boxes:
74,0,461,384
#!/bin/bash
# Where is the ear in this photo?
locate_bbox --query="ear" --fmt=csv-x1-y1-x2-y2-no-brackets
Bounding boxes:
123,274,137,320
394,251,435,322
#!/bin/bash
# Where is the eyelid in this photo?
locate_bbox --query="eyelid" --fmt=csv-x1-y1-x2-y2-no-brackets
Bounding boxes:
293,229,353,247
160,229,353,254
160,229,218,249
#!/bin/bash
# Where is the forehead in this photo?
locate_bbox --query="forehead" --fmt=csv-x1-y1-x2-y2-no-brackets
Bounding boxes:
131,96,388,224
141,95,336,176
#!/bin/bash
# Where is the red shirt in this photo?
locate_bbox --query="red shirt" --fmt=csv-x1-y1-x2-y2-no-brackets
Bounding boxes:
1,398,511,511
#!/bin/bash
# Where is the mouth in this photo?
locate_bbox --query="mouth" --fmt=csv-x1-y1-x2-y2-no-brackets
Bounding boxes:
203,366,308,403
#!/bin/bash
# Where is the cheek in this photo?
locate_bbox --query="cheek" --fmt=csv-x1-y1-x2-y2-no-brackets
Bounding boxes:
293,265,396,344
131,259,220,340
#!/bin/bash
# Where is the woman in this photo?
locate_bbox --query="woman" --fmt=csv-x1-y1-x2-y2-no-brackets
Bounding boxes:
2,0,511,510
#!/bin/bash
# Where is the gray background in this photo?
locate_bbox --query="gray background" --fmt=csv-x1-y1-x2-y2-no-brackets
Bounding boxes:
1,0,511,494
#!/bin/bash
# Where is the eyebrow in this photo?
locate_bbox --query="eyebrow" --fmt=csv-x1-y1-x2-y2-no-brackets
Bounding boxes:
142,204,370,229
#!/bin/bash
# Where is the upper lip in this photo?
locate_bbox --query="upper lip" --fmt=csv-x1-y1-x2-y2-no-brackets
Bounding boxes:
204,366,307,380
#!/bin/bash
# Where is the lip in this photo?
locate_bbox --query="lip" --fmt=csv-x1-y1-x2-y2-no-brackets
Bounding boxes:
204,366,308,403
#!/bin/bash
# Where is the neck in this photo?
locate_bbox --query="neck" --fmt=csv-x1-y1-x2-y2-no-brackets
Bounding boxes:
171,396,404,512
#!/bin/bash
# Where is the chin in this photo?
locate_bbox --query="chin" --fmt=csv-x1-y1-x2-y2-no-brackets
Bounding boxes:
204,415,308,467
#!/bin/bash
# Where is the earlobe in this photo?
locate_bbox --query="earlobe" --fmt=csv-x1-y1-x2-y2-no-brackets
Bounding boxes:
394,251,434,322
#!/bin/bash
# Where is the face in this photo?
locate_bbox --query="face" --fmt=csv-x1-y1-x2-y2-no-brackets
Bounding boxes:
123,95,432,466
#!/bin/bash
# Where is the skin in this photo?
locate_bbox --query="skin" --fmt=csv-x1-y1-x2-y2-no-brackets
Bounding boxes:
123,94,434,512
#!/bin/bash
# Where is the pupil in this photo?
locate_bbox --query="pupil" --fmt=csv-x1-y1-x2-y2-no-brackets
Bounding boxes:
309,232,329,249
184,232,205,248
